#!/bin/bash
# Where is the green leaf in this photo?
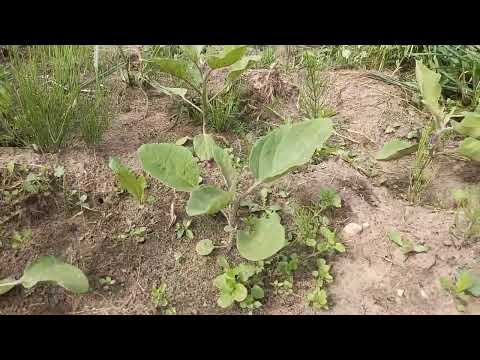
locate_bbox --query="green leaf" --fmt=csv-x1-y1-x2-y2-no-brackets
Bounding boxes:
153,84,188,99
415,60,443,117
413,244,430,253
147,58,202,88
109,157,146,203
0,278,18,295
193,134,217,161
376,139,417,161
452,189,469,204
468,275,480,297
20,256,89,294
195,239,215,256
456,271,474,293
186,230,194,239
318,187,341,209
217,291,235,308
213,146,236,189
453,112,480,139
227,54,261,82
334,243,346,253
54,166,64,178
236,263,258,282
236,211,286,261
440,276,453,291
206,45,248,69
232,283,248,302
251,285,265,300
458,137,480,161
138,143,200,192
388,230,404,247
186,185,233,216
249,118,333,182
179,45,205,62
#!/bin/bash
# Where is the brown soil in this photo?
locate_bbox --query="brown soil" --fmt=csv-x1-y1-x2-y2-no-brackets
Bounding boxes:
1,68,479,315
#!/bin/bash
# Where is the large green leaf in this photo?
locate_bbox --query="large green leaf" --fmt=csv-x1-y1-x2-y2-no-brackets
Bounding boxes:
213,146,236,189
0,278,18,295
193,134,216,161
138,143,200,192
249,118,333,183
148,58,202,89
186,185,233,216
227,55,261,82
179,45,205,62
109,157,146,203
236,211,286,261
20,256,89,294
453,112,480,139
415,60,443,117
206,45,248,69
458,137,480,161
376,139,418,161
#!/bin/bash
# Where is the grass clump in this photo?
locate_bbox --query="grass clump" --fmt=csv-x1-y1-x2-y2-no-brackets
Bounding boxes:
1,45,112,151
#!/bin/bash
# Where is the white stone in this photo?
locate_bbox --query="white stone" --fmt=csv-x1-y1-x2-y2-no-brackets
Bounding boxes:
341,223,363,240
397,289,405,297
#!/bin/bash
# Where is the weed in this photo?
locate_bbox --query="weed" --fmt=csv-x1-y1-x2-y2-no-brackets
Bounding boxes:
11,228,32,250
176,219,194,240
388,229,430,255
306,258,333,310
257,47,276,69
440,270,480,312
213,256,265,310
408,125,435,203
151,282,176,315
452,186,480,241
298,51,334,119
78,82,112,146
109,157,146,203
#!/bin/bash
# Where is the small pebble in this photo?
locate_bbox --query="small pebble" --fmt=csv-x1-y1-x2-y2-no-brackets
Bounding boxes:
420,289,428,299
443,240,452,247
341,223,363,240
397,289,405,297
362,223,370,230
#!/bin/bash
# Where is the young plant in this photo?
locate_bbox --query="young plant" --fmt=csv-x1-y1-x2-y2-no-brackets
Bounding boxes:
440,270,480,312
109,157,146,203
138,117,333,261
145,45,259,131
452,186,480,241
377,61,480,167
195,239,226,256
176,219,194,240
306,258,333,310
388,229,430,255
298,51,334,119
151,282,176,315
0,256,89,296
11,228,32,250
213,256,264,309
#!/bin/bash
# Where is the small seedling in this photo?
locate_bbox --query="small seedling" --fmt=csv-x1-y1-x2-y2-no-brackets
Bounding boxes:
271,279,294,296
11,228,32,250
99,276,115,287
146,195,157,205
317,226,346,255
195,239,225,256
306,258,333,310
317,187,342,211
109,157,146,203
213,256,264,309
176,219,194,240
452,186,480,241
54,165,64,178
151,282,176,315
388,229,429,255
440,270,480,312
0,256,89,296
116,226,147,243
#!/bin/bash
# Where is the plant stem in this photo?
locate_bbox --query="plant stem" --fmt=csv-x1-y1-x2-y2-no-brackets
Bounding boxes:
201,68,213,135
